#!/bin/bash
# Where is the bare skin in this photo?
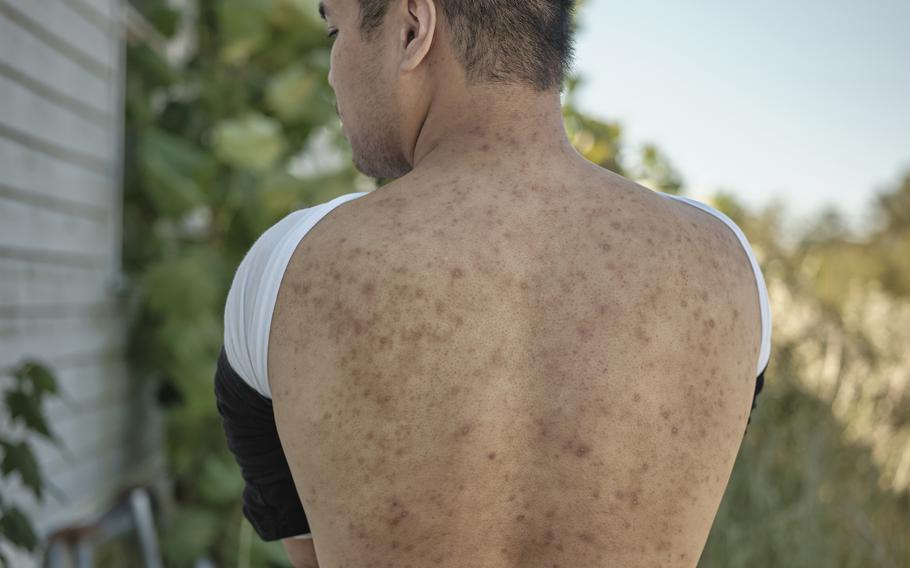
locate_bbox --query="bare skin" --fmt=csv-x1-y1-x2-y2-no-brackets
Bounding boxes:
266,0,763,565
281,538,319,568
269,164,762,567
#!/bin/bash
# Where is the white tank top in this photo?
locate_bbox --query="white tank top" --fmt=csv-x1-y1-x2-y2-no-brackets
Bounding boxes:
223,192,371,399
224,191,772,399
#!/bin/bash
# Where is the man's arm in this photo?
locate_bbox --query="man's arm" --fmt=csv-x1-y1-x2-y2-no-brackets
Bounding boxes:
281,537,319,568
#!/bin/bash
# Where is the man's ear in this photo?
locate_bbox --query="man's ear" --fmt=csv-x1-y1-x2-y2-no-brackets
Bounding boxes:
399,0,436,72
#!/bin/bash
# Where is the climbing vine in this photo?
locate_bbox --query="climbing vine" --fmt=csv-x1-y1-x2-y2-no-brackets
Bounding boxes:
0,360,63,567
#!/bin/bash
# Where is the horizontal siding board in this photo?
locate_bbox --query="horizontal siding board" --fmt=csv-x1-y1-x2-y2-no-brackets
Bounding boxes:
34,387,152,472
0,120,111,175
0,244,111,269
0,12,110,116
0,311,125,368
0,0,115,75
0,182,110,222
0,136,115,208
0,59,112,127
41,357,132,419
40,448,166,528
0,194,113,257
63,0,115,33
0,73,113,166
0,257,114,307
34,397,132,470
0,0,165,548
1,440,165,536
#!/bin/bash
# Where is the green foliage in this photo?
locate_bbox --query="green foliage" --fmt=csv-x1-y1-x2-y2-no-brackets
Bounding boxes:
0,506,38,553
122,0,358,564
213,112,288,171
138,129,216,218
159,508,221,566
699,170,910,566
0,360,61,556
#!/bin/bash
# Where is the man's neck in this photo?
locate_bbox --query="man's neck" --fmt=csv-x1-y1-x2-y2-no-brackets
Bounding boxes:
407,85,580,175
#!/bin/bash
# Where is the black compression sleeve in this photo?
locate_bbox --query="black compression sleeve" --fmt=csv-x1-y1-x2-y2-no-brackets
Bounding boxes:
213,345,311,541
745,363,767,433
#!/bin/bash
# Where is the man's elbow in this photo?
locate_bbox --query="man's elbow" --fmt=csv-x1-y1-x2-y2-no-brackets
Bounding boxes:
281,537,320,568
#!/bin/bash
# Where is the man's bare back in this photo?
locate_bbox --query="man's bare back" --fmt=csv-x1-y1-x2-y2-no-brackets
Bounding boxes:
266,160,763,567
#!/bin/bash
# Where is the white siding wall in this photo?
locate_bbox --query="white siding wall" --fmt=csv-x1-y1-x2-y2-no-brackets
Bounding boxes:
0,0,164,563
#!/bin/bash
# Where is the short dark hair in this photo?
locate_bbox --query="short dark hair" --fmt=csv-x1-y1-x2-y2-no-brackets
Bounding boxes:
357,0,578,92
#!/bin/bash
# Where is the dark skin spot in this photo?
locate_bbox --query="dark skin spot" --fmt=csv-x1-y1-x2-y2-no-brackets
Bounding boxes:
634,326,651,343
451,267,464,279
576,324,593,341
488,452,497,460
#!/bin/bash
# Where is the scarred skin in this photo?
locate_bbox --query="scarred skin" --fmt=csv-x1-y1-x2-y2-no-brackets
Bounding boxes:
264,0,764,566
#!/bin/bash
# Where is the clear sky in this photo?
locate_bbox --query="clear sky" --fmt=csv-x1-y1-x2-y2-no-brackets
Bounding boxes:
571,0,910,236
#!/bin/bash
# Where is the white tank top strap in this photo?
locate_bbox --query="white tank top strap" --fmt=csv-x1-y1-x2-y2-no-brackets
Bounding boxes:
223,192,371,399
658,193,772,377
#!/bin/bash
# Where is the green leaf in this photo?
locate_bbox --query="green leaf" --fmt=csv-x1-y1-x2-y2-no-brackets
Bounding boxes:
139,129,215,218
142,3,182,38
268,0,322,28
250,534,293,566
0,440,43,500
213,113,287,172
3,391,52,440
127,43,178,92
217,0,274,64
160,508,221,566
198,454,244,505
142,251,220,322
0,506,39,552
13,360,58,396
265,63,320,122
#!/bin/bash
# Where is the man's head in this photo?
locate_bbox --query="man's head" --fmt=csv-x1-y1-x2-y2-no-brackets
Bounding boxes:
318,0,578,180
